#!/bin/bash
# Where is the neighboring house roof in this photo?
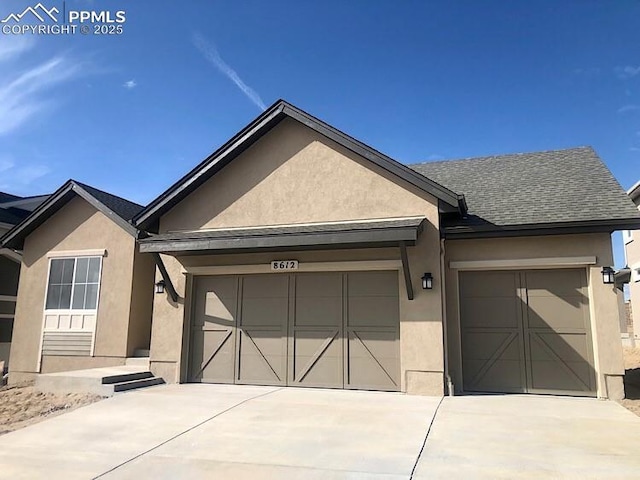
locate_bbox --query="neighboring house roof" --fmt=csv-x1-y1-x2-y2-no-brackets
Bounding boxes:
0,192,21,204
410,146,640,238
133,99,467,231
628,180,640,206
1,180,144,250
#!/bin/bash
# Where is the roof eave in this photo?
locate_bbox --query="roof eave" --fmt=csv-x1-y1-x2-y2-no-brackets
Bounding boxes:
442,217,640,239
1,181,139,250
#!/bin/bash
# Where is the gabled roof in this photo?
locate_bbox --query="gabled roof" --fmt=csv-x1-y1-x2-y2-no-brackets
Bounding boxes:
1,180,144,250
133,99,467,230
411,146,640,238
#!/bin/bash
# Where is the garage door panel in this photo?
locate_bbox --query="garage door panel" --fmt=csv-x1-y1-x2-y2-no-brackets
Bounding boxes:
527,297,588,330
348,297,398,327
242,274,289,298
296,273,343,297
295,297,342,326
236,329,286,385
241,298,289,326
189,328,235,382
346,329,399,391
290,329,342,387
462,331,523,362
461,331,525,393
348,271,398,296
525,270,587,297
460,298,521,328
459,271,518,298
528,332,591,363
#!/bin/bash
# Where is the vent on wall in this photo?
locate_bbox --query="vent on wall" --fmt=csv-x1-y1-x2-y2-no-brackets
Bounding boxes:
42,331,92,356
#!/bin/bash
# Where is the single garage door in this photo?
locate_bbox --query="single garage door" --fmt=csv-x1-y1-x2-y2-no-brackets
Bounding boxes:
459,269,596,396
188,271,400,391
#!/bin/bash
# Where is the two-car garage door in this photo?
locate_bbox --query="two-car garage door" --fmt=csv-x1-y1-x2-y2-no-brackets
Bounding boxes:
460,269,596,396
188,271,400,391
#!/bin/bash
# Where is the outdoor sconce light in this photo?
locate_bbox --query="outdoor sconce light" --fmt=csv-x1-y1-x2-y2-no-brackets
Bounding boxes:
421,272,433,290
601,266,615,285
154,279,166,294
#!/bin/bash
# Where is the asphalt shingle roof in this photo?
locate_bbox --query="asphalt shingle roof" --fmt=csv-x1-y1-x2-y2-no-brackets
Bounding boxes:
410,146,640,230
75,182,144,221
0,192,21,204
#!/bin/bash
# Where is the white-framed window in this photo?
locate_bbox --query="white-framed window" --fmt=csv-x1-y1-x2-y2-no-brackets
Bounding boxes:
45,256,102,311
623,230,634,245
632,265,640,283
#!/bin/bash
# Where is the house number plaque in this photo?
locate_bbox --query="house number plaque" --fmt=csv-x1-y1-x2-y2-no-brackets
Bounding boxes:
270,260,299,271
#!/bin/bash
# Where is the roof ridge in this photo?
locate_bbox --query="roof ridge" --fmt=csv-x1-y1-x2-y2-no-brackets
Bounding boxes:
71,179,144,209
409,146,594,167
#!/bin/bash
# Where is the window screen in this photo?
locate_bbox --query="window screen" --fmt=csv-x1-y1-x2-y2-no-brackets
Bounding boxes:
45,257,101,310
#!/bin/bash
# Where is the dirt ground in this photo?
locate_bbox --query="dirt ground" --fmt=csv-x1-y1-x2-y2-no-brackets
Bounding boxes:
619,346,640,416
0,383,103,435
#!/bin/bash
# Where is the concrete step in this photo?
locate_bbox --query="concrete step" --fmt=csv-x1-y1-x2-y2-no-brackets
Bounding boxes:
113,376,165,393
36,365,164,397
125,356,150,368
102,371,153,385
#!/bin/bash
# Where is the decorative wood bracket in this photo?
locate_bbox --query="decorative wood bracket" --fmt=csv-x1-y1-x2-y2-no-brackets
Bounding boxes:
399,241,414,300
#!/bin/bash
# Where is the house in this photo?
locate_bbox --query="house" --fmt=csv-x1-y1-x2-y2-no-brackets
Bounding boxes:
623,181,640,342
0,192,49,370
1,181,154,382
2,100,639,399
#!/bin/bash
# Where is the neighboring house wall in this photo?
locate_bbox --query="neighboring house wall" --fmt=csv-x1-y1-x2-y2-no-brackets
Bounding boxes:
626,227,640,340
445,233,625,399
0,248,20,367
150,118,446,394
9,196,153,383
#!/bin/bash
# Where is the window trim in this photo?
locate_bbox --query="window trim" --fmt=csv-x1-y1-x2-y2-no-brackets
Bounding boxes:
44,256,103,312
38,253,104,369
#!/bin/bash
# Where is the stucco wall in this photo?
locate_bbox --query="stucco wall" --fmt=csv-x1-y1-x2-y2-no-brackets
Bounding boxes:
150,118,445,394
9,196,141,382
445,233,625,399
126,248,155,355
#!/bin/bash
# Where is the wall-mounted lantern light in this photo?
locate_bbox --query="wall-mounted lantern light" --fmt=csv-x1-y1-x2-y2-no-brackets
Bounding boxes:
421,272,433,290
601,266,615,285
154,279,166,294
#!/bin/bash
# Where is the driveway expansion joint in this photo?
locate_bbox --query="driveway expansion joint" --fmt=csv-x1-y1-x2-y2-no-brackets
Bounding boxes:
409,395,444,480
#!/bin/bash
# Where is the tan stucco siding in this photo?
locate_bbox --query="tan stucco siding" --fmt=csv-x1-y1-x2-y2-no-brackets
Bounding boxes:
9,196,138,379
445,233,625,399
150,118,445,394
161,118,439,232
126,248,155,355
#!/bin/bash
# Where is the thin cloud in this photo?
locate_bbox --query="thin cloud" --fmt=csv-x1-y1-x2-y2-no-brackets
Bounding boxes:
192,33,266,111
615,65,640,80
0,47,82,136
123,79,137,89
617,104,640,114
630,147,640,152
0,36,35,62
0,155,50,193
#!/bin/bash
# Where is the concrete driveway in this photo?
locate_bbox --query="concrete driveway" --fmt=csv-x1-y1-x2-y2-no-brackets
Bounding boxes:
0,384,639,479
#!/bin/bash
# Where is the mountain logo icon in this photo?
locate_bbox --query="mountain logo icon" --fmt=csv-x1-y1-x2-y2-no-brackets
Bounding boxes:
1,3,59,23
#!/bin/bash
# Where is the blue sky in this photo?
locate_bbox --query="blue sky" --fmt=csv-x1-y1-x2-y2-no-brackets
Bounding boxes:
1,0,639,265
